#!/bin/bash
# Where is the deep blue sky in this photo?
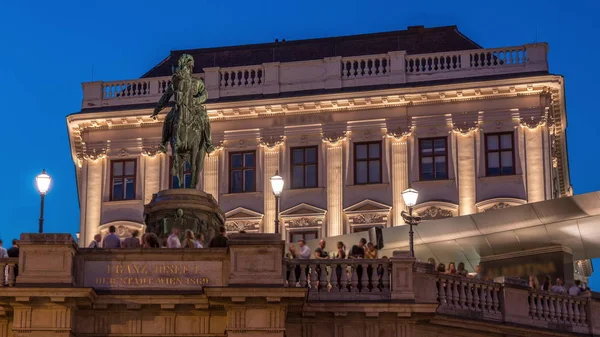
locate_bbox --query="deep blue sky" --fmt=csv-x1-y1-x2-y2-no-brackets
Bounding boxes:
1,0,598,286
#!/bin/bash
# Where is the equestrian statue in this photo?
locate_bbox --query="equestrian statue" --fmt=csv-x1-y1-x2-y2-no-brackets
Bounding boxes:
151,54,215,188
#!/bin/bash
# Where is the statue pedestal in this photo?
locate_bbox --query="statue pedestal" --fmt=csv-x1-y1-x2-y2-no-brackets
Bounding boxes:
144,189,225,245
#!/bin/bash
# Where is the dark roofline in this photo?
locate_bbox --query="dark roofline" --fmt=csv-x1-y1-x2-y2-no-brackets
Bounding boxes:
140,25,482,78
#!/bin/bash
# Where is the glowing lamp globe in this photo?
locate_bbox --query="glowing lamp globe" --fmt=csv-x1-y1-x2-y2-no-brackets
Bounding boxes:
270,171,284,197
36,169,52,196
401,188,419,208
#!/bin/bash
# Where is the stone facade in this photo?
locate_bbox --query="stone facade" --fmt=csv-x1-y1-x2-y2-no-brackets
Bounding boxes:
67,28,571,247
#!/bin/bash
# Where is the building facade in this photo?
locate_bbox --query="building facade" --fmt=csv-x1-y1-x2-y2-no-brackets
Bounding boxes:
67,25,571,246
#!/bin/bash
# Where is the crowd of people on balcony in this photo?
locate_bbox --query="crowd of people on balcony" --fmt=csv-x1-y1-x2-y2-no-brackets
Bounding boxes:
86,225,231,250
287,238,383,261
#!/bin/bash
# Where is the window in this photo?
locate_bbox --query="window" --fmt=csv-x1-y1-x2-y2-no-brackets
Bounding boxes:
291,146,318,189
169,157,192,189
111,160,136,201
419,137,448,180
354,142,382,184
485,132,515,176
289,231,318,243
229,151,256,193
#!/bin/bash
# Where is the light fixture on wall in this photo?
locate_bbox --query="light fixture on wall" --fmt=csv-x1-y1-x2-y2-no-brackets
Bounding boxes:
270,171,284,234
401,188,421,257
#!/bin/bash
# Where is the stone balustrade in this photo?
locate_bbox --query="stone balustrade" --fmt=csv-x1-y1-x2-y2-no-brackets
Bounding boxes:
0,258,18,286
81,43,548,109
285,258,391,300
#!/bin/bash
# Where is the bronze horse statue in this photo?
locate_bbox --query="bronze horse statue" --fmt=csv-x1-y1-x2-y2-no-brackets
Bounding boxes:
151,54,214,188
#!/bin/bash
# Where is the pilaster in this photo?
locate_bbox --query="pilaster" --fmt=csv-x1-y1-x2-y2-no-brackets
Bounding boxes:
390,137,409,226
456,132,476,215
143,154,161,204
83,158,104,247
262,145,280,234
323,133,345,237
525,126,545,202
203,150,220,203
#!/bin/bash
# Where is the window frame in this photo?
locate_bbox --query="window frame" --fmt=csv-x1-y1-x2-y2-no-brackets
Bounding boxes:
288,230,319,244
168,157,193,189
484,132,516,176
110,159,137,201
290,146,319,189
228,150,256,193
353,141,383,185
418,137,449,181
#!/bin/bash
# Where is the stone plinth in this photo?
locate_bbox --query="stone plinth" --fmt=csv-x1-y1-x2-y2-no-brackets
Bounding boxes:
390,250,416,300
144,189,225,245
228,233,285,286
17,233,77,286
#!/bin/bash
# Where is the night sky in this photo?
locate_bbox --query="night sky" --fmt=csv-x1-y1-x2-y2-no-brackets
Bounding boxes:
1,0,598,287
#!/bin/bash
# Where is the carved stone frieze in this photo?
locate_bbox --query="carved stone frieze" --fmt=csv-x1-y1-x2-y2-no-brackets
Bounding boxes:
349,213,386,225
142,146,161,158
552,156,558,168
418,206,453,220
225,220,261,232
452,121,479,135
77,148,107,162
259,135,285,149
287,217,320,228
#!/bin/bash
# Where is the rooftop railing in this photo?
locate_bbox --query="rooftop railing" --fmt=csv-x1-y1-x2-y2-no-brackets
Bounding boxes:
81,43,548,109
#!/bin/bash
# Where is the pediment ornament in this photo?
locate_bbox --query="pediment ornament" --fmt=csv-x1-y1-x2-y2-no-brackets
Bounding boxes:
452,121,480,135
225,220,260,232
259,135,285,149
485,202,511,212
322,131,348,145
520,116,548,129
386,126,412,140
288,217,319,228
418,206,453,220
350,213,385,224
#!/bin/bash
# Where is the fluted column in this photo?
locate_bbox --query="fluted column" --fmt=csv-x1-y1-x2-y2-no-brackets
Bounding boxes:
143,154,161,204
457,132,476,215
203,151,220,202
262,147,280,234
391,137,409,226
82,159,104,247
326,142,344,236
525,127,545,202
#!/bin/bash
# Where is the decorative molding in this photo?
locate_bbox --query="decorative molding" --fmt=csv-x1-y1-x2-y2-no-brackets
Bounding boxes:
77,148,107,164
452,121,480,135
141,146,161,158
475,198,526,213
417,206,453,220
259,135,285,149
485,202,511,211
386,126,412,140
225,220,261,232
321,130,348,145
519,115,547,129
287,217,320,228
349,213,386,225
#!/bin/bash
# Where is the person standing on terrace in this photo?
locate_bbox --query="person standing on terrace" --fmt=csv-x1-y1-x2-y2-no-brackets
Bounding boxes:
102,226,121,249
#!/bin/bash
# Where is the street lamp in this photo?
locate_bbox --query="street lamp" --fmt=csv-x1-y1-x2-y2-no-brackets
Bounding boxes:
36,169,52,233
401,188,421,257
270,170,284,234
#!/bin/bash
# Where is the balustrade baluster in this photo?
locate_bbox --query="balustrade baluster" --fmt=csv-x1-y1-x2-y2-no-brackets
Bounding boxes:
381,261,389,293
451,279,459,307
350,264,359,293
438,278,446,305
579,300,587,326
0,263,5,286
288,263,297,287
542,296,550,321
310,263,318,290
561,297,568,323
330,263,339,292
555,297,563,323
6,264,15,286
492,287,499,313
319,263,328,292
466,282,473,309
339,263,348,292
573,299,581,325
445,279,453,306
567,298,574,324
298,264,307,288
363,262,371,292
548,296,556,322
530,294,537,318
481,285,490,312
459,281,466,309
473,284,480,311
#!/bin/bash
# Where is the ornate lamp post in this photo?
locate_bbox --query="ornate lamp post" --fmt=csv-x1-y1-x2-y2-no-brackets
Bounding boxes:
35,169,52,233
270,171,284,234
401,188,421,257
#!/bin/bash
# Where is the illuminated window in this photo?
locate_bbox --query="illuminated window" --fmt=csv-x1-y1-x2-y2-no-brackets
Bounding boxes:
229,151,256,193
291,146,318,189
485,132,515,176
289,231,318,243
111,160,136,201
419,137,448,180
169,157,192,188
354,141,382,184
